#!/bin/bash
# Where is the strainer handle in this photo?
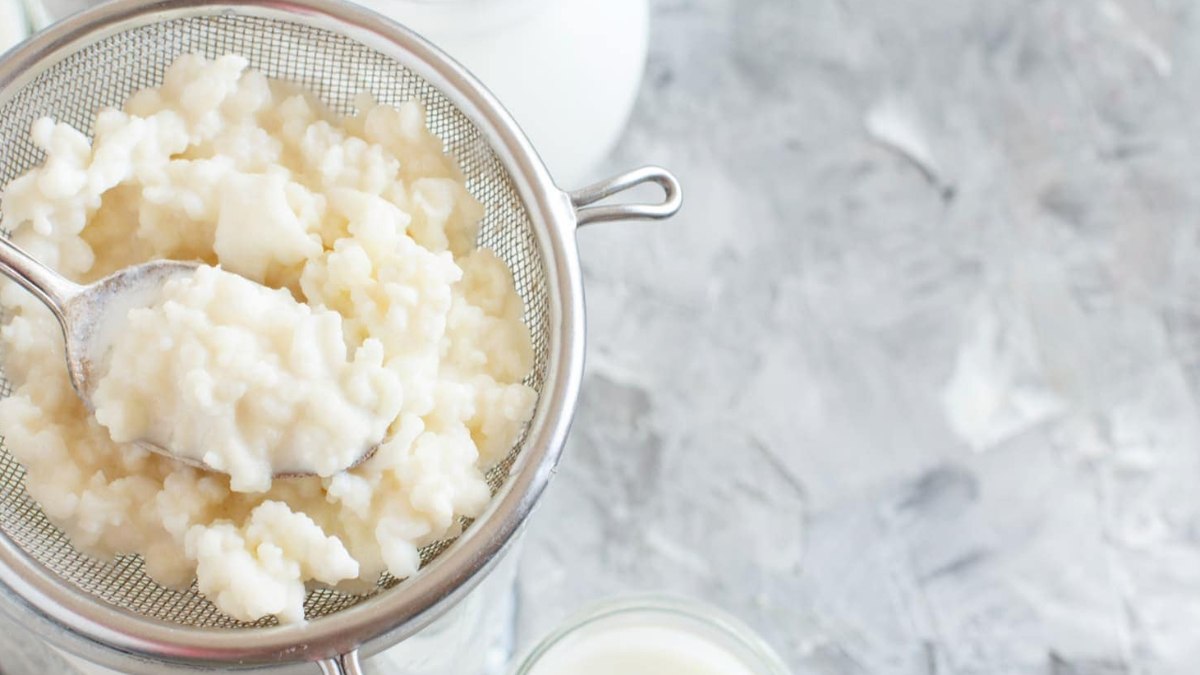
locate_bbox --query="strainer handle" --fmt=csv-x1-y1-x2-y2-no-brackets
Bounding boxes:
318,651,364,674
569,166,682,226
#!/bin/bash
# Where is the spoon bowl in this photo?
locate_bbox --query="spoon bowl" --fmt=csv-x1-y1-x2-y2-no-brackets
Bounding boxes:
57,259,199,405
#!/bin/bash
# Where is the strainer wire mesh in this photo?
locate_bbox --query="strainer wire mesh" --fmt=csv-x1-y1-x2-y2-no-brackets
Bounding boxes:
0,14,550,629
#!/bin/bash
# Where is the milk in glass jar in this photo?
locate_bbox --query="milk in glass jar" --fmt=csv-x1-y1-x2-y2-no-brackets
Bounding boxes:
350,0,651,185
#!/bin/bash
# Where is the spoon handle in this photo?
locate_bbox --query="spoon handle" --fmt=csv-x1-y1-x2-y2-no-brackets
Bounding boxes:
0,235,83,322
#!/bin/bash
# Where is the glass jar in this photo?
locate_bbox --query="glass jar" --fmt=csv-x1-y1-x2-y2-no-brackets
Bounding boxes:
348,0,650,186
1,0,51,52
513,595,793,675
0,1,28,52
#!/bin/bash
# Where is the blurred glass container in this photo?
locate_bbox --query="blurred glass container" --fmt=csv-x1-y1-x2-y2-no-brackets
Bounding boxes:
0,2,27,52
1,0,49,52
513,595,793,675
350,0,650,186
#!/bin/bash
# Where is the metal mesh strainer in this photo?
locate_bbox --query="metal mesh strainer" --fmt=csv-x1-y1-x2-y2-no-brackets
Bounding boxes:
0,0,680,672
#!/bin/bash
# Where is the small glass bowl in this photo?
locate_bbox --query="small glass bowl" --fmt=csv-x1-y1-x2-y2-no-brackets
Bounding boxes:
512,595,792,675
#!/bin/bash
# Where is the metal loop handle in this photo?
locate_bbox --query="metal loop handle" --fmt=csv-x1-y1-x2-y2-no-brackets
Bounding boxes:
569,166,682,227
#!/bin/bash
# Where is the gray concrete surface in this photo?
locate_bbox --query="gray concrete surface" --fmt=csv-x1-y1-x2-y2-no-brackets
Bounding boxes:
516,1,1200,673
8,0,1200,673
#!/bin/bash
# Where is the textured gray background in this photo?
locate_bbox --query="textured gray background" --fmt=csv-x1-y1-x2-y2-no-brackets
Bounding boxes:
523,0,1200,673
7,0,1200,673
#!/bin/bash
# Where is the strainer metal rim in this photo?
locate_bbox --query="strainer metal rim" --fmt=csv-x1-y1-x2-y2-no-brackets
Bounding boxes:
0,0,587,668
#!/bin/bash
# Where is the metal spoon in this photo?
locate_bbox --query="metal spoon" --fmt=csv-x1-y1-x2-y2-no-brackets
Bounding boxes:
0,235,374,478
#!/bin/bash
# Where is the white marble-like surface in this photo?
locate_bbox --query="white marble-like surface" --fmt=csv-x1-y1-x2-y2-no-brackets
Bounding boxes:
9,0,1200,673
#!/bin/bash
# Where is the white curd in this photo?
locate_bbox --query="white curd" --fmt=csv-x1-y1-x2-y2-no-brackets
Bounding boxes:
92,264,403,493
0,53,536,624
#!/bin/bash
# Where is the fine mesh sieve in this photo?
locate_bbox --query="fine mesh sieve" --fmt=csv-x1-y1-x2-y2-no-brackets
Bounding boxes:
0,0,681,672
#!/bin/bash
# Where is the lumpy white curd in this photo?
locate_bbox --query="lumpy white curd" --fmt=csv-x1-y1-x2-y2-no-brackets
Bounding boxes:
0,53,536,624
93,264,404,493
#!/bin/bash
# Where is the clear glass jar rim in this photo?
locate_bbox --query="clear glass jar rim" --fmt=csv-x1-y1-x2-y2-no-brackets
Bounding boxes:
512,594,793,675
